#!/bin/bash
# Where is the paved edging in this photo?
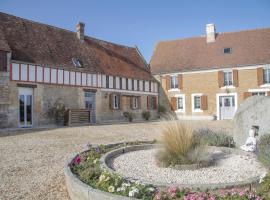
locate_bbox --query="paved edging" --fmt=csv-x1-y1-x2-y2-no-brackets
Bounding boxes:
64,142,151,200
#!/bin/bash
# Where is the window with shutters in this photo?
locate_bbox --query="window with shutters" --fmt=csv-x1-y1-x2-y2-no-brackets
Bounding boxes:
119,77,122,89
192,93,203,112
170,75,178,89
175,94,185,112
263,68,270,84
224,71,233,86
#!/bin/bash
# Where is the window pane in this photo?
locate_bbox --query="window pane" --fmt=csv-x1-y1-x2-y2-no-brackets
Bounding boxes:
194,96,201,109
19,95,24,124
224,72,232,86
170,76,178,89
26,95,32,125
264,69,270,84
177,97,183,109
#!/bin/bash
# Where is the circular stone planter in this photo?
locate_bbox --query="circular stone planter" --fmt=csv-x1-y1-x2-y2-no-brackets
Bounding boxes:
100,144,267,190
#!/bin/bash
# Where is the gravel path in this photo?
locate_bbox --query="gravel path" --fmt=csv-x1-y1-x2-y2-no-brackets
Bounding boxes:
0,120,232,199
113,148,267,185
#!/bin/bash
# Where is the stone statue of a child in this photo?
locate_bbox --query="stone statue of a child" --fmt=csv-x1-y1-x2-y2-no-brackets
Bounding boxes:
240,126,259,152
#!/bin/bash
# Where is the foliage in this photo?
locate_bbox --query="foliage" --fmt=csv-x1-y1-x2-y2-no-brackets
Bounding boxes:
258,172,270,199
123,111,135,122
142,111,151,121
195,128,235,148
46,99,66,125
158,105,166,114
258,134,270,168
157,121,209,166
70,141,157,200
154,187,263,200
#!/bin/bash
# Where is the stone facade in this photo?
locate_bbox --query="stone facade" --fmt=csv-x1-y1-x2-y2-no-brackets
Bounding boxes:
155,66,270,120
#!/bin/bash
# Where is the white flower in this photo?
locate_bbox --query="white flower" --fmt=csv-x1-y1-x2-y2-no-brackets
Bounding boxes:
146,187,155,192
122,183,131,187
99,174,106,182
135,180,141,185
128,188,139,197
108,186,115,193
259,172,267,184
93,158,98,164
117,187,125,192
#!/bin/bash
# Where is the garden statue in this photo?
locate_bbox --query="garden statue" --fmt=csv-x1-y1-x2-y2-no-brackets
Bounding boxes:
240,126,259,152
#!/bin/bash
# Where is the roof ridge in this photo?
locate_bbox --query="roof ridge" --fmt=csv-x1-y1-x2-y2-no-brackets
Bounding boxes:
0,11,136,50
155,27,270,44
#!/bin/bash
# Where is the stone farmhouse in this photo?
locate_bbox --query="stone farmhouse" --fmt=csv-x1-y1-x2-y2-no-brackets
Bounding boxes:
150,24,270,120
0,12,158,128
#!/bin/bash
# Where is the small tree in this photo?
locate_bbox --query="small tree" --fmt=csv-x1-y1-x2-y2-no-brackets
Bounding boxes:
142,111,151,121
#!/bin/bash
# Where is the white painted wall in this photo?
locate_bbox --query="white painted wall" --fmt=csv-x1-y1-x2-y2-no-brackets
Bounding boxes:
87,74,92,86
97,74,102,87
109,76,113,89
51,68,57,84
64,71,69,85
12,63,20,80
21,64,28,81
76,72,81,86
139,80,143,91
44,67,50,83
82,73,86,86
116,77,120,89
134,79,137,91
128,78,132,90
92,74,97,87
70,71,75,85
29,65,35,82
145,81,149,92
122,77,126,90
102,75,106,88
37,66,43,82
58,69,63,84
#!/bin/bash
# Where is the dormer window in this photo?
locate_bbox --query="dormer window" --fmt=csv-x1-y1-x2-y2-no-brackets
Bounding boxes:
72,57,83,68
223,48,232,54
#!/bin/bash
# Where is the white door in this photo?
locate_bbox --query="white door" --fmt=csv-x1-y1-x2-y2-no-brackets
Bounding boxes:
219,96,235,120
19,88,33,127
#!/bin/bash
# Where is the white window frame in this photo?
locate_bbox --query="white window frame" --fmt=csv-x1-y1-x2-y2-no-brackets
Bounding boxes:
223,70,233,87
192,93,203,113
248,88,270,96
170,75,178,89
112,94,120,110
175,94,185,113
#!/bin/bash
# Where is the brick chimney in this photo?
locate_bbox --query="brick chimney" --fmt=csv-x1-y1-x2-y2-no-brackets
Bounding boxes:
206,23,216,43
76,22,85,42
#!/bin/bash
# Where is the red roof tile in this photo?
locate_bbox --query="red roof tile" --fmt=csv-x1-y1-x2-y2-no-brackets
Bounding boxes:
150,28,270,74
0,12,152,80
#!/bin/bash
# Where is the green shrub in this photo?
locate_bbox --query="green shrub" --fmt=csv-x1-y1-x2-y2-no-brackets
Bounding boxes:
258,171,270,199
158,105,166,113
142,111,151,121
258,134,270,168
195,128,235,148
156,121,209,166
123,111,134,122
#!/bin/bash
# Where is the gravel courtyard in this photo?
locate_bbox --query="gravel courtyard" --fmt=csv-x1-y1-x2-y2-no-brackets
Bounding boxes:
0,120,232,200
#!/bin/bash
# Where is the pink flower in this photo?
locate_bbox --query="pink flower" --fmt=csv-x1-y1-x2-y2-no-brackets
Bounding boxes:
154,191,161,200
74,155,81,165
239,190,245,197
167,186,177,197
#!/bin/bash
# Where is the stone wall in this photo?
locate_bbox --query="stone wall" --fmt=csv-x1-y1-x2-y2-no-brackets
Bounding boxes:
233,96,270,147
3,81,158,128
0,72,10,127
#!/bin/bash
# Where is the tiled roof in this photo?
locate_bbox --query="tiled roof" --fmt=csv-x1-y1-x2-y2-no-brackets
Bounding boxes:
150,28,270,74
0,12,152,80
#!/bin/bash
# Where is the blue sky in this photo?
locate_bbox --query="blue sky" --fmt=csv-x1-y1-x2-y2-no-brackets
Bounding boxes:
1,0,270,62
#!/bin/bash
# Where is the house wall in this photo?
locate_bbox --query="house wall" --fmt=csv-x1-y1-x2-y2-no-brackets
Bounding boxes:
156,65,270,120
4,82,158,128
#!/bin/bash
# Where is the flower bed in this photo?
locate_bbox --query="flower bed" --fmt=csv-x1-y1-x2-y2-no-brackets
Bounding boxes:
65,141,268,200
